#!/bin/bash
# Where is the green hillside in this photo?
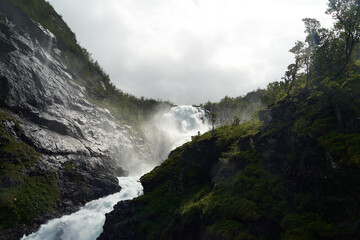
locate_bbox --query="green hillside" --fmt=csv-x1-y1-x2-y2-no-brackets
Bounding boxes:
201,89,265,125
99,1,360,239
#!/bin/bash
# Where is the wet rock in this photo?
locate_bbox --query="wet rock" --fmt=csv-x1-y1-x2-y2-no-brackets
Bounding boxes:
98,201,139,240
258,109,271,129
0,1,151,178
0,1,152,177
0,1,150,238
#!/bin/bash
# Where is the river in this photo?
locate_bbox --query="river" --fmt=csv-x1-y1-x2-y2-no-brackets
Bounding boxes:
21,106,210,240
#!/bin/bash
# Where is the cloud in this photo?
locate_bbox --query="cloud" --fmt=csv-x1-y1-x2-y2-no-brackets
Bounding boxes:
48,0,333,104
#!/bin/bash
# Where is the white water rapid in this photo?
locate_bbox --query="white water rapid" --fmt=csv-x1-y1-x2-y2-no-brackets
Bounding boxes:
144,105,210,164
21,106,209,240
21,177,142,240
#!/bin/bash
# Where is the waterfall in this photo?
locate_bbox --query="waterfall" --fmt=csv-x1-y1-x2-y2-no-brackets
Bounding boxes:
144,105,210,166
21,105,209,240
21,178,143,240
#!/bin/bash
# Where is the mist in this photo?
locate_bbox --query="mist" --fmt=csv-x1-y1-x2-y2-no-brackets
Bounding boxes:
117,105,210,177
143,105,211,163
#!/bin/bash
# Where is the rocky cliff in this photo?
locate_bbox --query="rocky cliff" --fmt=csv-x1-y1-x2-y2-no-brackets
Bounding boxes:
98,94,360,239
0,1,156,238
97,24,360,238
96,2,360,238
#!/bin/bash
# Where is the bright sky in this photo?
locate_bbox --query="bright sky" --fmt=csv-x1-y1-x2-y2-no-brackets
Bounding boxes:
47,0,333,105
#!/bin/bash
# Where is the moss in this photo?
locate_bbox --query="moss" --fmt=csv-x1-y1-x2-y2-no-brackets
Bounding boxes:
98,9,359,239
260,121,289,138
8,0,80,55
294,194,316,212
319,131,360,166
286,153,297,164
130,121,291,239
0,174,59,228
63,160,74,171
294,117,333,137
140,148,182,192
207,220,256,240
132,183,210,239
0,109,60,230
199,190,261,221
213,120,262,146
281,213,339,240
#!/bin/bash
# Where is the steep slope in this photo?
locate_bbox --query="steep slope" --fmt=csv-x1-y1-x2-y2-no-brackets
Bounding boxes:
0,0,165,238
99,2,360,239
99,79,360,239
201,89,265,125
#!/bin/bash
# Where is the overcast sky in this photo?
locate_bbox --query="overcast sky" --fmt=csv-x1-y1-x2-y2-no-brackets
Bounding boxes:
47,0,333,105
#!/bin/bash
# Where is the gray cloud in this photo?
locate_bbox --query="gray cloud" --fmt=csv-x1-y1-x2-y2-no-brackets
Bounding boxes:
47,0,333,105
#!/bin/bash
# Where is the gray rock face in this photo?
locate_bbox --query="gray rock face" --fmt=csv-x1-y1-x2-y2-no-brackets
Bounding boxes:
0,2,152,238
0,3,150,177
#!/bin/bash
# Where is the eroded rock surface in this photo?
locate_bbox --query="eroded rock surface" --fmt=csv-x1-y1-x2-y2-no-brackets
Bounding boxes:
0,1,151,238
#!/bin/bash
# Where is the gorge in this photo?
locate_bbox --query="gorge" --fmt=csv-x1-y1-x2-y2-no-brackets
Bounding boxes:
22,177,143,240
0,2,215,237
1,0,360,240
0,0,205,238
21,105,211,240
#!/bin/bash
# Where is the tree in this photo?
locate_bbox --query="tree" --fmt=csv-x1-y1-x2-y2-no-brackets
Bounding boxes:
232,116,240,127
286,41,305,92
302,18,328,80
326,0,360,74
303,18,323,49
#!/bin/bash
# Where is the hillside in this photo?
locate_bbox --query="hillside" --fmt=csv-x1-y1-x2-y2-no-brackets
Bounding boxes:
3,0,170,124
0,0,168,239
99,1,360,239
201,89,265,125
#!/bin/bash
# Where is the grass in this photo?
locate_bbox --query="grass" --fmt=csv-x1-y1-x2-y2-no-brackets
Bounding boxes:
133,120,291,239
281,213,339,240
121,105,356,240
0,109,59,230
207,220,255,240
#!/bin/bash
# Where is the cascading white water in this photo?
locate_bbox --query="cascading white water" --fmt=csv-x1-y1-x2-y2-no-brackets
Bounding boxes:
21,106,209,240
144,105,210,165
157,105,210,146
21,177,143,240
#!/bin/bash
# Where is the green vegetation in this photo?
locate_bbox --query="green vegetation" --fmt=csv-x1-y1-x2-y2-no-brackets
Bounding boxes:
201,89,265,125
281,213,338,240
260,0,360,167
103,1,360,239
8,0,78,53
2,0,360,239
0,110,59,230
129,122,285,239
128,119,344,239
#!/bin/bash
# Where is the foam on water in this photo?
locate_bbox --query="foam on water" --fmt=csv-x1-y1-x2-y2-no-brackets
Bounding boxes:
144,105,210,165
21,177,143,240
22,105,210,239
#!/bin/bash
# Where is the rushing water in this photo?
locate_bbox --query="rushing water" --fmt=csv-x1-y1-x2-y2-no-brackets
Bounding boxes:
21,106,209,240
21,178,143,240
146,105,210,162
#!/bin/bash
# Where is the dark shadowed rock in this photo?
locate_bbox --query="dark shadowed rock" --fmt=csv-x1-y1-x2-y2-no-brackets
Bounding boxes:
98,201,138,240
